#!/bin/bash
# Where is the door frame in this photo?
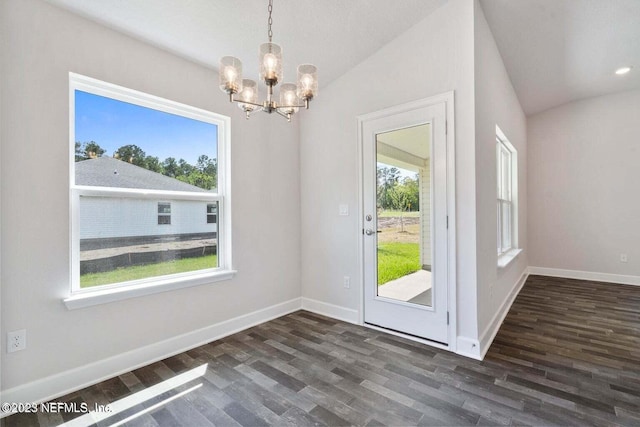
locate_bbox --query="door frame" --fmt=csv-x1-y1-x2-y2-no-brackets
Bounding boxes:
356,92,457,351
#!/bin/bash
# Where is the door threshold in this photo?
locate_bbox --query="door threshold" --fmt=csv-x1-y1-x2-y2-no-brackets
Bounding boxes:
364,322,449,350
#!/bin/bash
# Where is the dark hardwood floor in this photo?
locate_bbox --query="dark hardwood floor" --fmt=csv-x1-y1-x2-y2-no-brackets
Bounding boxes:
3,275,640,426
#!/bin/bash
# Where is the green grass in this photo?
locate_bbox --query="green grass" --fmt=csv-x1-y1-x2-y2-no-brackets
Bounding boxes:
377,210,420,218
377,243,420,285
81,254,218,288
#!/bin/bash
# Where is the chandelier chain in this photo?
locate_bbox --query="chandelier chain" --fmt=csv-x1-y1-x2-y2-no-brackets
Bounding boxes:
267,0,273,42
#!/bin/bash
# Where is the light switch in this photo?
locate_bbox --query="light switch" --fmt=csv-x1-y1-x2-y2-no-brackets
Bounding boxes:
339,204,349,216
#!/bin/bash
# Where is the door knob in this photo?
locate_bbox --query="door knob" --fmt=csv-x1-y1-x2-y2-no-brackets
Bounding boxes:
365,229,375,235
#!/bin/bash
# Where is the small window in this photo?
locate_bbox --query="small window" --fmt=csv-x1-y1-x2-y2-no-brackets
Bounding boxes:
158,202,172,224
496,126,518,257
69,73,232,303
207,203,217,224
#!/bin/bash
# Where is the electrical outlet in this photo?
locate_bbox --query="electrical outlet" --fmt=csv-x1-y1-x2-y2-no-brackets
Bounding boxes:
7,329,26,353
620,253,628,263
343,276,350,289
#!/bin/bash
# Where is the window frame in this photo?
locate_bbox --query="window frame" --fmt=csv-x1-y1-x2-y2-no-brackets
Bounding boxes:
158,202,172,225
65,73,234,309
496,126,520,266
206,203,218,224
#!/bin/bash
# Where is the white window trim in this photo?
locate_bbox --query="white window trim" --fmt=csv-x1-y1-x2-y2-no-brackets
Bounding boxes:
65,73,234,310
496,125,519,268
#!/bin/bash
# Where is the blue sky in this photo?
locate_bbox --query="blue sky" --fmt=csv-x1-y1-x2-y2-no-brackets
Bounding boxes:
75,90,217,164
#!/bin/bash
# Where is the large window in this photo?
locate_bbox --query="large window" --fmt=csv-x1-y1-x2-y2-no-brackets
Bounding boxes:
496,126,518,259
67,73,233,308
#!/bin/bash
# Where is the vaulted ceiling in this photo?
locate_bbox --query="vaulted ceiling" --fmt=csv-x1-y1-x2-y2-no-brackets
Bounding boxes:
479,0,640,115
47,0,640,116
45,0,447,90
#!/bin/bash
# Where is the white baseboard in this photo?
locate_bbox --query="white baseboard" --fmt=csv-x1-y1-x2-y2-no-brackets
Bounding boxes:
478,270,528,359
529,267,640,287
456,336,481,360
0,297,302,411
301,297,359,324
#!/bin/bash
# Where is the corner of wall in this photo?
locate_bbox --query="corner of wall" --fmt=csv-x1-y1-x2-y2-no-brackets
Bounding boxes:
0,298,302,407
456,336,482,360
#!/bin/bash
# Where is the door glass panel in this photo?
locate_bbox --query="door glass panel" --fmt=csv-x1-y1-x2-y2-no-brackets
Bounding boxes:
375,124,432,307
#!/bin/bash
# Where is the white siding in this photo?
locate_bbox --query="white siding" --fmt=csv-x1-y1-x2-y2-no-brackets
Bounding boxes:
79,197,216,239
419,165,432,267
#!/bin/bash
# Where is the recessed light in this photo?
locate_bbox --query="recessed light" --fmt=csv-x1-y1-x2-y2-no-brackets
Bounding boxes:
615,66,632,75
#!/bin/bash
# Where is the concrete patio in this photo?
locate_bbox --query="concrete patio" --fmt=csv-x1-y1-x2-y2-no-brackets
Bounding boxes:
377,269,432,306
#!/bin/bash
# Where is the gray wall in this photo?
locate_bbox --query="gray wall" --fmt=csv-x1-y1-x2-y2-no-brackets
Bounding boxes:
528,90,640,277
474,1,528,346
299,0,480,346
1,0,300,390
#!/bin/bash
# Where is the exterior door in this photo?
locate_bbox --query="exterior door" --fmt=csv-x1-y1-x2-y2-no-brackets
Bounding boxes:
361,98,450,344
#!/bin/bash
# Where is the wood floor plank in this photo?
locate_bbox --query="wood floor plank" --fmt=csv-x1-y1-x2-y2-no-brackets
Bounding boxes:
4,275,640,426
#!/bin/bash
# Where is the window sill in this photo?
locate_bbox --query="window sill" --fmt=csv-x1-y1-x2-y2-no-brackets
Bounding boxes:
497,249,522,269
63,269,237,310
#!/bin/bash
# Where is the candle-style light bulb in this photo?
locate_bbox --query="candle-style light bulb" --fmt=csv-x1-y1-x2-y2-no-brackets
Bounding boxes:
241,87,254,102
296,64,317,101
259,43,282,84
219,56,243,94
224,67,237,83
264,54,277,75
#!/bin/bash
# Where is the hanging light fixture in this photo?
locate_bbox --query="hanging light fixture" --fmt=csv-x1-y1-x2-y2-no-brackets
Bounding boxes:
219,0,318,122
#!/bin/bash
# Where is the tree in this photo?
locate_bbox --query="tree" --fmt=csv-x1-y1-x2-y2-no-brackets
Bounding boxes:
177,158,194,177
390,184,413,232
196,155,217,187
162,157,178,177
113,145,147,167
174,155,218,190
145,156,163,173
74,142,82,162
178,171,215,190
400,176,419,211
109,145,217,190
75,141,106,161
377,166,401,210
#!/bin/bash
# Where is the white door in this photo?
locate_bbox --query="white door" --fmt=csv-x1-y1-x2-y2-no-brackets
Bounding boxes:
361,97,451,344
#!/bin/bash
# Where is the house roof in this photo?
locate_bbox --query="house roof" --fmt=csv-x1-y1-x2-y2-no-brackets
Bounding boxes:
75,156,211,193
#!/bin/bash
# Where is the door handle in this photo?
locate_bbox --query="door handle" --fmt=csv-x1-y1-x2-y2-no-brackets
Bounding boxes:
365,229,380,235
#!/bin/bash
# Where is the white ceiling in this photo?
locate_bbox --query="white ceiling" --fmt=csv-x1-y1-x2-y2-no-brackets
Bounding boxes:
47,0,640,116
377,125,431,160
480,0,640,115
46,0,447,88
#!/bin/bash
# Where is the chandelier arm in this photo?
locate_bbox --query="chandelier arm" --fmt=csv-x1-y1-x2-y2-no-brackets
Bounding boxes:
277,103,306,109
230,98,264,108
245,108,261,120
275,110,292,120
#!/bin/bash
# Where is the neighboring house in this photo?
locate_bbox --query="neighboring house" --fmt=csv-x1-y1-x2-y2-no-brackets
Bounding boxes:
75,156,217,242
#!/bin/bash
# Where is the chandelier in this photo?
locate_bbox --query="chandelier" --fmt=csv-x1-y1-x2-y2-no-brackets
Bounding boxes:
218,0,318,122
